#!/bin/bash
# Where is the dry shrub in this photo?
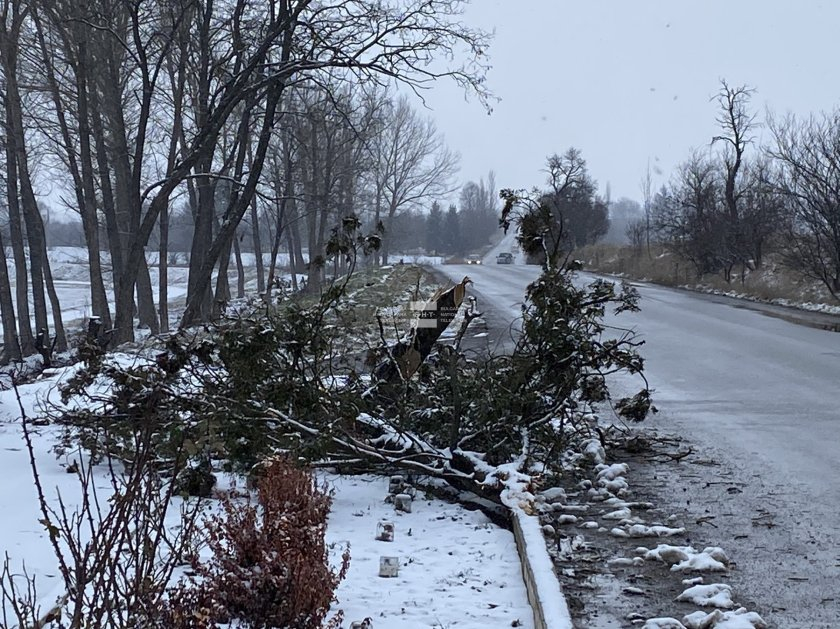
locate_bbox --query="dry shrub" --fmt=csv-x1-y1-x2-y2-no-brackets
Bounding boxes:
579,243,838,305
162,457,350,628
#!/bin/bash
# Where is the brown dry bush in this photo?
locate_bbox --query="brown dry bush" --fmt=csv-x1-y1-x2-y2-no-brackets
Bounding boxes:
160,457,350,628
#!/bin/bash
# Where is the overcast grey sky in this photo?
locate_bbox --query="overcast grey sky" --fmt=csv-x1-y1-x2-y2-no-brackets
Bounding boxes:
425,0,840,203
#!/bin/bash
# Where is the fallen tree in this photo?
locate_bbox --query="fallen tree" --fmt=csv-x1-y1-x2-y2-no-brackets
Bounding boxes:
53,256,650,510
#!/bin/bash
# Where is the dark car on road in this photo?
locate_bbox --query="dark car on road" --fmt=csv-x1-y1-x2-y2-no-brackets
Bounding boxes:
496,252,514,264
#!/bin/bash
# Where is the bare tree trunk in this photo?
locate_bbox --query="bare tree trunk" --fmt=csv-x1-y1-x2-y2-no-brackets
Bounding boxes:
283,130,302,291
97,36,151,341
382,200,398,266
306,196,319,290
373,188,383,266
212,147,247,316
180,80,284,327
213,237,233,317
71,49,111,331
265,213,284,301
265,163,288,300
183,0,216,324
18,170,51,343
233,230,245,299
2,111,33,353
249,196,264,293
40,236,67,351
0,232,20,362
0,27,50,340
89,87,122,297
287,225,299,291
187,160,216,322
136,254,159,333
246,144,265,294
159,204,170,332
33,12,111,330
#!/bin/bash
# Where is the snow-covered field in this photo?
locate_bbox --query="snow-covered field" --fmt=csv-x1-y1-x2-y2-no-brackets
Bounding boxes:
0,247,445,339
1,247,193,337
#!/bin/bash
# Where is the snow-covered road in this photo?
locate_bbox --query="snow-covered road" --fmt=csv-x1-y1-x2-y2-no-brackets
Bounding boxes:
436,261,840,626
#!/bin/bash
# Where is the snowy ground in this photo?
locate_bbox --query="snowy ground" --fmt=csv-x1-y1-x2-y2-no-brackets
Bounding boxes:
2,247,191,337
325,475,534,628
0,364,113,615
0,329,535,627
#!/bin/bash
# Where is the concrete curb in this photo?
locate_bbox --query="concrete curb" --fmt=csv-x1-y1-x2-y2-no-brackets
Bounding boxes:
509,506,573,629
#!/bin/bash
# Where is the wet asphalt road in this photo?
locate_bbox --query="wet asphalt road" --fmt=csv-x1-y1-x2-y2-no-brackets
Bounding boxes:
436,261,840,628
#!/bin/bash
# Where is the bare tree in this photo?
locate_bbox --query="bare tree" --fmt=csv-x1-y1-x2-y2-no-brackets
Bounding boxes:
626,218,646,255
0,229,18,360
711,80,758,274
370,94,459,265
603,197,643,244
653,81,781,283
543,149,608,249
0,91,34,354
653,151,724,278
0,0,66,352
458,172,498,251
179,0,488,326
0,0,489,349
769,111,840,300
291,86,363,290
713,82,756,225
640,160,653,256
32,3,112,332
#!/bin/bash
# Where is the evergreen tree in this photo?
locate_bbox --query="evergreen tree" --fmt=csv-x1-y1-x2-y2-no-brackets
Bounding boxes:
441,204,462,255
425,201,444,254
458,174,497,251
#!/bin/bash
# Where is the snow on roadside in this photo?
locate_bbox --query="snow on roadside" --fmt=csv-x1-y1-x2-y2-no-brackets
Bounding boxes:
491,458,574,629
643,607,768,629
550,447,770,628
641,544,730,573
324,474,535,628
507,504,574,629
676,583,735,608
690,286,840,316
683,608,767,628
